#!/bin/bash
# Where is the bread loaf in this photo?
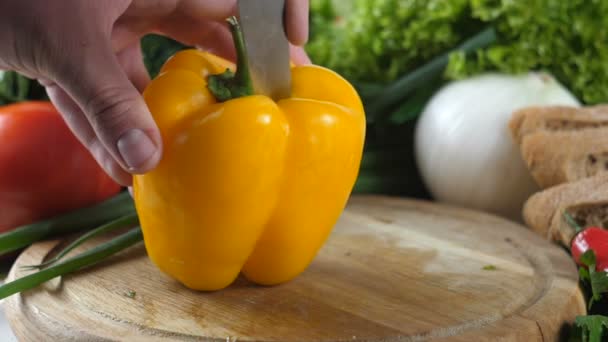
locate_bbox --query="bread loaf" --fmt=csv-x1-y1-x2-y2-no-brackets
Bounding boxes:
509,104,608,188
522,173,608,243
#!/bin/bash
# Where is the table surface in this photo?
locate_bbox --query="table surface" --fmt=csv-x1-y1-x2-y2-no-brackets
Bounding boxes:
0,305,17,341
0,274,17,341
2,196,586,341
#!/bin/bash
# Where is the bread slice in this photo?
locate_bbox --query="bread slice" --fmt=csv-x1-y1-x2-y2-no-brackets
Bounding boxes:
522,173,608,243
509,104,608,188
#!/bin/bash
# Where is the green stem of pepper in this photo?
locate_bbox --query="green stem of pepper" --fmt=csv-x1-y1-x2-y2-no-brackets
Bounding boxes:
207,16,254,101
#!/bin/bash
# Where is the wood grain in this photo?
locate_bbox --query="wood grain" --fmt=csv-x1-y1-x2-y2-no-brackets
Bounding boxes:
4,195,585,341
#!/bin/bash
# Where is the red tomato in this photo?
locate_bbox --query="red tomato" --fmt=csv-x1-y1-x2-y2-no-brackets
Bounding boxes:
571,226,608,272
0,101,121,232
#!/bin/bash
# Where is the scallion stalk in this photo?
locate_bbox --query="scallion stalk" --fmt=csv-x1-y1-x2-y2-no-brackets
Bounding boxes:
0,227,143,300
21,213,139,270
0,191,135,255
366,27,497,122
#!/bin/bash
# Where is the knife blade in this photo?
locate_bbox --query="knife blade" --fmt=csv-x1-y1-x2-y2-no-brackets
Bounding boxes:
237,0,292,100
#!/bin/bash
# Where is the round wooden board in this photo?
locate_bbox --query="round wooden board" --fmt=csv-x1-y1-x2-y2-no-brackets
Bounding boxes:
4,195,585,341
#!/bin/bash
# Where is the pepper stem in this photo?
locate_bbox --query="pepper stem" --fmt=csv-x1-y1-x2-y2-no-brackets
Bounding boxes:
207,16,254,101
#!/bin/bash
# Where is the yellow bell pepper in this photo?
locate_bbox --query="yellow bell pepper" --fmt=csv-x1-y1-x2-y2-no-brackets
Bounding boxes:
133,17,366,291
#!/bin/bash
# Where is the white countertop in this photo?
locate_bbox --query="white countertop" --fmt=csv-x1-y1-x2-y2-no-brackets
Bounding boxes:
0,273,20,341
0,305,17,341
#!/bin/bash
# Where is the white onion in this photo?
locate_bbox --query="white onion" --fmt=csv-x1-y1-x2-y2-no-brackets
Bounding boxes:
414,72,580,221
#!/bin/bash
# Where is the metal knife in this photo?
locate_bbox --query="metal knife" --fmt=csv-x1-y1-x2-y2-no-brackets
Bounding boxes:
237,0,292,100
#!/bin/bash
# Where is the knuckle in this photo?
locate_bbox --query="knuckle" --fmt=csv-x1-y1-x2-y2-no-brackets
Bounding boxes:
84,86,136,136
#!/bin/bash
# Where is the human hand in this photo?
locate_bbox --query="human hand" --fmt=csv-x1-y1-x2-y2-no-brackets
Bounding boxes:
0,0,310,186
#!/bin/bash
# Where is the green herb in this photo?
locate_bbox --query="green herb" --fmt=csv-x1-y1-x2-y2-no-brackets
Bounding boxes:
308,0,608,106
482,265,496,271
573,315,608,342
307,0,483,84
0,227,143,300
21,213,139,270
305,0,345,75
579,250,608,309
564,211,584,234
125,289,136,299
446,0,608,105
0,191,134,256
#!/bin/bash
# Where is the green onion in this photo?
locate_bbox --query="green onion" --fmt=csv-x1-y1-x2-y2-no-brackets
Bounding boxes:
366,27,497,122
21,213,139,270
563,211,584,234
386,81,442,124
0,191,135,256
353,81,386,102
0,227,143,300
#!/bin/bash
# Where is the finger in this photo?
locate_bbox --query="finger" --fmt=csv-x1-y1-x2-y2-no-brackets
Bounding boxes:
285,0,309,45
49,35,162,176
44,83,134,186
174,0,237,21
290,45,311,65
123,0,237,31
116,41,150,92
157,16,236,61
115,0,237,53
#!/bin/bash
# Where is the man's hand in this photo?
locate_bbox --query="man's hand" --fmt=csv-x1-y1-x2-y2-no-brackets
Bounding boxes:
0,0,309,186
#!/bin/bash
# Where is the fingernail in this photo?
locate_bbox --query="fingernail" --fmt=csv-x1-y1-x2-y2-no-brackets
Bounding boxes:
117,129,158,172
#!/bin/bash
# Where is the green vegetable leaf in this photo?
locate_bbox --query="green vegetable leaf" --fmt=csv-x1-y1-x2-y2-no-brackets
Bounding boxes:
564,211,584,234
579,250,608,309
446,0,608,104
574,315,608,342
581,250,597,268
140,34,187,79
307,0,485,84
308,0,608,105
580,267,591,283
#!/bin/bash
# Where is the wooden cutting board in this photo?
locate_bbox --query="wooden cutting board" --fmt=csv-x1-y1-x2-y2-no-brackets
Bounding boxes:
4,195,585,341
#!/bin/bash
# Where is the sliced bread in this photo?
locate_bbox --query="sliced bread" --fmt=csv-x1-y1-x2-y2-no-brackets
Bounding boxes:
510,104,608,188
522,173,608,243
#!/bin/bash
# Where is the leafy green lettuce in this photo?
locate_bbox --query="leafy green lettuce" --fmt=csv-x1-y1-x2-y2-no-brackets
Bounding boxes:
447,0,608,104
307,0,481,83
307,0,608,104
573,315,608,342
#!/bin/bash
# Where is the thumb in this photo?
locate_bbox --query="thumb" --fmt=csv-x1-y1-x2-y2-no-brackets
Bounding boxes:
51,37,162,175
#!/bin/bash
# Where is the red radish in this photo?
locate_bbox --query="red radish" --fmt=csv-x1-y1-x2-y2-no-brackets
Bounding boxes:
571,226,608,272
